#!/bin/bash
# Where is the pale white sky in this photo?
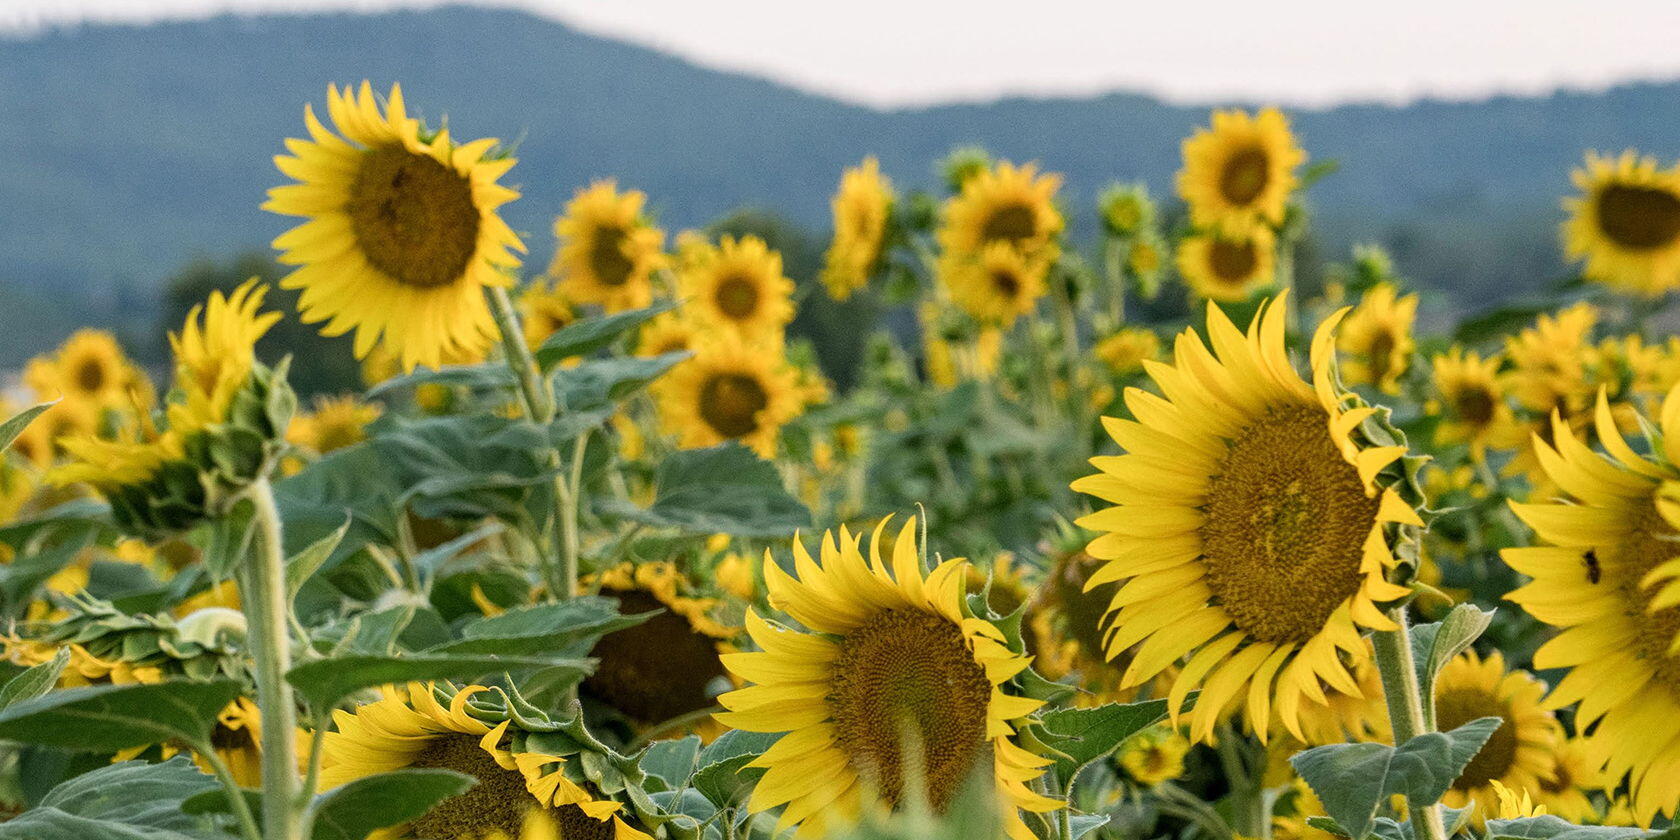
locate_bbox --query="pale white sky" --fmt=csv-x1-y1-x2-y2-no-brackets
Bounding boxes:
3,0,1679,108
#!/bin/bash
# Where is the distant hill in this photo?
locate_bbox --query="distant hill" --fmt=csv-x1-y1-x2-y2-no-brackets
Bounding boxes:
2,5,1679,365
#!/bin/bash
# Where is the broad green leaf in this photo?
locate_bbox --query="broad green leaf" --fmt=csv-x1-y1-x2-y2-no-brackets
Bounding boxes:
609,443,810,537
431,596,651,657
693,729,781,807
1069,814,1111,840
1291,717,1502,840
0,646,70,709
0,756,230,840
1410,605,1495,729
0,680,241,752
365,363,515,398
286,516,350,601
1305,816,1410,840
0,401,55,453
201,498,256,581
640,734,702,791
1453,302,1557,346
375,414,555,521
533,302,680,369
1038,698,1174,786
1486,816,1666,840
0,538,91,616
309,768,476,840
287,653,591,711
553,353,686,412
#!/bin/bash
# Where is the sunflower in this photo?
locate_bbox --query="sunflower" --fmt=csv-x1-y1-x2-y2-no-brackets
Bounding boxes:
9,399,99,470
1534,737,1604,824
550,180,666,313
1562,152,1680,296
1177,227,1276,302
1429,651,1561,823
822,157,894,300
1336,283,1418,394
288,395,380,456
938,161,1064,261
517,282,578,351
165,280,282,435
942,242,1050,326
1093,328,1162,378
679,235,795,345
1504,302,1597,417
26,330,140,410
1027,546,1166,705
1504,386,1680,824
321,683,651,840
1177,107,1306,236
1098,183,1155,238
634,312,696,358
651,332,804,458
266,82,526,371
714,518,1061,839
582,562,737,735
1072,295,1422,742
1430,347,1519,459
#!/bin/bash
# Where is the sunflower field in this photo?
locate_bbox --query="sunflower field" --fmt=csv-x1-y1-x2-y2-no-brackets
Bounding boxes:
4,81,1680,840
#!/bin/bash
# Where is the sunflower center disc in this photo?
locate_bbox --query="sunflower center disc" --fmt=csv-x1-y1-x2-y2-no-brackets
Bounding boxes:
715,276,762,319
409,733,537,839
990,268,1022,300
1596,184,1680,251
75,358,107,393
1200,405,1379,644
698,373,769,439
980,204,1038,247
829,608,992,811
346,145,482,289
583,589,729,723
1049,551,1118,665
1220,147,1272,205
1366,331,1397,383
1435,687,1516,790
1453,386,1497,428
1617,502,1680,691
553,804,618,840
1208,239,1258,285
588,226,635,286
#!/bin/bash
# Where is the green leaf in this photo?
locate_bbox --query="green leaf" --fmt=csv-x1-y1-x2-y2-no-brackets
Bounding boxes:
1069,814,1111,840
364,363,515,398
0,680,241,752
0,401,55,453
1037,698,1174,785
553,353,687,412
430,596,651,657
0,756,231,840
202,499,256,582
309,768,476,840
1410,604,1495,729
375,414,555,521
609,443,811,537
1486,816,1666,840
533,302,680,369
692,729,781,807
640,734,702,791
286,516,350,601
287,653,591,711
1291,717,1503,840
0,646,70,709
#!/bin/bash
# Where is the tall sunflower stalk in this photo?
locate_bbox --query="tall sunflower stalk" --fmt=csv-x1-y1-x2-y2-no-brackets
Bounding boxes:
1370,607,1448,840
243,477,303,840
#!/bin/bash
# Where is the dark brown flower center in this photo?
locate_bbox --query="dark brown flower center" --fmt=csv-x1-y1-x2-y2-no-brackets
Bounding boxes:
715,276,761,319
1453,385,1497,428
408,733,538,838
990,268,1023,300
1200,405,1381,644
1596,184,1680,251
980,203,1038,247
829,609,992,812
1208,238,1259,285
346,145,481,289
1220,147,1272,206
583,589,728,724
1612,501,1680,693
1435,686,1517,790
698,373,768,439
587,226,635,287
1367,331,1398,383
75,358,108,393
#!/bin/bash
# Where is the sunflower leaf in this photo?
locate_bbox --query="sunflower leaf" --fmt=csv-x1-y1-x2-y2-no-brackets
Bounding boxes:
692,729,780,808
533,301,680,369
286,653,591,711
307,768,476,840
0,401,55,453
0,680,242,753
605,443,810,537
552,353,688,412
0,757,231,840
1037,697,1176,787
640,734,703,791
364,363,515,399
1409,604,1495,729
432,595,651,657
0,646,70,710
1485,816,1669,840
284,515,350,602
1290,716,1502,840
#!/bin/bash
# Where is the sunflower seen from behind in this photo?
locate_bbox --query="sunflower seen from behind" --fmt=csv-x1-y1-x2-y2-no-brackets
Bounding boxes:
1072,295,1423,742
1177,227,1276,303
679,235,796,344
714,517,1061,839
652,332,803,458
1337,282,1418,394
822,157,894,300
1562,151,1680,296
1178,107,1305,236
1504,386,1680,824
551,180,666,313
266,82,525,371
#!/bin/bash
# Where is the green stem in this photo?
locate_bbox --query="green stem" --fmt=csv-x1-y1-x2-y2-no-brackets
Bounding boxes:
297,716,329,838
195,740,262,840
243,478,302,840
1371,606,1448,840
559,431,589,598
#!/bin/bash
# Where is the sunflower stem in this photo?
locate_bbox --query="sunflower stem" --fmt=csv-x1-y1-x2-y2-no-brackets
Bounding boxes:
242,477,303,840
1371,606,1449,840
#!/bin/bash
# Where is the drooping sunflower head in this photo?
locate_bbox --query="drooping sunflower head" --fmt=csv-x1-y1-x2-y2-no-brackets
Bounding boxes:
167,280,282,435
1429,347,1517,458
1429,650,1561,823
714,517,1061,839
651,332,804,458
938,160,1065,260
517,281,578,351
822,157,895,300
1562,151,1680,296
321,683,654,840
1073,295,1424,743
582,561,737,733
1177,227,1276,302
1505,384,1680,824
942,241,1050,326
550,180,667,313
1336,283,1418,394
678,234,796,344
266,82,526,372
287,394,380,456
1177,107,1306,236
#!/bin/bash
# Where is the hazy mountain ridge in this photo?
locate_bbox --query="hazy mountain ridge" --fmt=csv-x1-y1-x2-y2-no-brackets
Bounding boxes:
2,5,1678,363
